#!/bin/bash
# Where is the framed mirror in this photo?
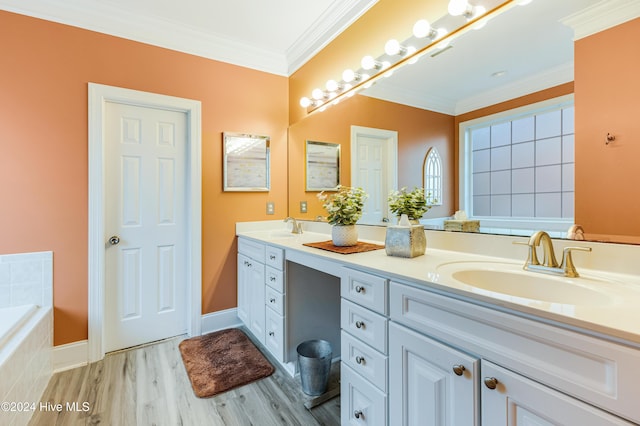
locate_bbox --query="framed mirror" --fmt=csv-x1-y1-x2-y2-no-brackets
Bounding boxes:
223,132,270,191
305,140,340,191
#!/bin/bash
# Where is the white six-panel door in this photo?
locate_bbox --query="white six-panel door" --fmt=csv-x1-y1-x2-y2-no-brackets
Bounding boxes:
104,102,188,352
351,126,398,225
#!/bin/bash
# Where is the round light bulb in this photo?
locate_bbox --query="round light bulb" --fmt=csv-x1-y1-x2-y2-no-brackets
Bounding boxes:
406,46,418,64
448,0,469,16
342,69,356,83
326,79,339,92
472,6,488,29
385,39,402,56
361,55,377,70
413,19,432,38
300,97,311,108
436,28,450,49
312,88,324,100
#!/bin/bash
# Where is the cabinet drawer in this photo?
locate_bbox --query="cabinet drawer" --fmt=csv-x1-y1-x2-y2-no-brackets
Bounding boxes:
341,363,387,426
265,286,284,316
342,331,388,392
341,299,388,354
265,245,284,270
265,266,284,292
238,237,265,262
265,308,285,362
341,268,388,315
390,281,640,423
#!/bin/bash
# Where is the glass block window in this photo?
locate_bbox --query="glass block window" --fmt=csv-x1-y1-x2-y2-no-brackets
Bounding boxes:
468,104,574,219
423,147,443,205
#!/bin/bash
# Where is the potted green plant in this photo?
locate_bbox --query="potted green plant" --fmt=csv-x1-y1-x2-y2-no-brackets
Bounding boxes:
388,187,432,223
317,185,368,246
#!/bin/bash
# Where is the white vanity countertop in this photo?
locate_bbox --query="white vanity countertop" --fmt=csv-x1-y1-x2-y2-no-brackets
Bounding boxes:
237,224,640,348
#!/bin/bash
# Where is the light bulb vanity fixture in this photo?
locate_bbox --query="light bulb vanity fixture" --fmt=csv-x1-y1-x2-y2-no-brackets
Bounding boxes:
299,0,536,114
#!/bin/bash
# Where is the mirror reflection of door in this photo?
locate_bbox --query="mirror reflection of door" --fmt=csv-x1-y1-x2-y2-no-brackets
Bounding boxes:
351,126,398,224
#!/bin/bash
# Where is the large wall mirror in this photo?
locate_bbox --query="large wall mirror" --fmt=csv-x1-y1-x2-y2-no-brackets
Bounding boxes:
287,0,640,244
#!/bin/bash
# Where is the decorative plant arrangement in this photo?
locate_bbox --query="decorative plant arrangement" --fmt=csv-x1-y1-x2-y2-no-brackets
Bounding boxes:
317,185,368,225
318,185,368,246
388,187,432,221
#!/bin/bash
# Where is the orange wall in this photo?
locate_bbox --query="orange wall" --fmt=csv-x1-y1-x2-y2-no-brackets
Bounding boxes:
575,18,640,243
0,11,289,345
288,95,455,219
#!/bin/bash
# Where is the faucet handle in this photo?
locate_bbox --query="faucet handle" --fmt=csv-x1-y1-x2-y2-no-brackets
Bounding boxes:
513,240,540,266
561,246,592,278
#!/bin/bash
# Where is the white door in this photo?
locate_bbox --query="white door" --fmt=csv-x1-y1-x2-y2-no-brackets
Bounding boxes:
351,126,398,225
104,102,188,353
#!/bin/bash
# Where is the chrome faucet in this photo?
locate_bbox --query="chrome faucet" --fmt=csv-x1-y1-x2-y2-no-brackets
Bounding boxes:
515,230,591,278
284,217,303,234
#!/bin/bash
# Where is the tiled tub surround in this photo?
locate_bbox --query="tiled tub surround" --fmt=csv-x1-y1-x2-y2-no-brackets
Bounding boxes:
0,252,53,426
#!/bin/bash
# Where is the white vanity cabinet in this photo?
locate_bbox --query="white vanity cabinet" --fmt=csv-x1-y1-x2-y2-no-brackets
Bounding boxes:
340,268,389,426
389,280,640,425
237,237,285,351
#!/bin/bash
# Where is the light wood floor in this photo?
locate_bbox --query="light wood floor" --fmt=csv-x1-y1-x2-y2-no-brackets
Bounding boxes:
30,331,340,426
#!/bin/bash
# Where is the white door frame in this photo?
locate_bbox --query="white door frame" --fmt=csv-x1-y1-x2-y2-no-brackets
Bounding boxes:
87,83,202,362
350,125,398,221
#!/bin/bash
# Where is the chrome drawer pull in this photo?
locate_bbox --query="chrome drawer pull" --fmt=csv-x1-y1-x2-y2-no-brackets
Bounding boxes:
355,356,365,365
268,331,275,337
270,298,276,303
354,410,364,419
270,276,276,281
270,254,276,260
355,321,365,329
355,285,365,293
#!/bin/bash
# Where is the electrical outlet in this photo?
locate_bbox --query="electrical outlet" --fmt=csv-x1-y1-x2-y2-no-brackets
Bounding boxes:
266,202,275,215
300,201,308,213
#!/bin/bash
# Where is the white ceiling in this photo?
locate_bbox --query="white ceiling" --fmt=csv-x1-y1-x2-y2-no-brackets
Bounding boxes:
0,0,378,76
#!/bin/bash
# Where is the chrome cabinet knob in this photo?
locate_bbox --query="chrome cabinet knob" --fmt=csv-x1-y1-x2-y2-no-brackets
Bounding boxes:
354,410,364,419
355,321,365,329
355,356,365,365
108,236,120,245
452,364,465,376
355,285,365,293
270,298,276,303
268,331,275,337
484,377,499,390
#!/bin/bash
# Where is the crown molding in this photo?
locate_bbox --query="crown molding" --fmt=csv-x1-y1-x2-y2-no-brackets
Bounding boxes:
561,0,640,40
2,0,375,76
454,62,574,115
286,0,379,75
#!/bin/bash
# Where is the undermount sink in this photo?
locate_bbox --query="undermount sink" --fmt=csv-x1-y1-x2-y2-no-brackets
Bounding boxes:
436,261,618,305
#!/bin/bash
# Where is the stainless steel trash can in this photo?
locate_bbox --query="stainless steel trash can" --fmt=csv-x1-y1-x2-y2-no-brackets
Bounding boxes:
297,339,332,396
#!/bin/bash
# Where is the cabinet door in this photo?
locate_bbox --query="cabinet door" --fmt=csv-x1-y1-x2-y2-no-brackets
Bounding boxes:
237,253,251,327
389,322,479,426
248,260,266,345
264,307,285,362
481,360,636,425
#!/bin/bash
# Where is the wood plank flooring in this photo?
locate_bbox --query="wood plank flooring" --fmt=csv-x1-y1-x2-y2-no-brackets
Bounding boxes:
30,331,340,426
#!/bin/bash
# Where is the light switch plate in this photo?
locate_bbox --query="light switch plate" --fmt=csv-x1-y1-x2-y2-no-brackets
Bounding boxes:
266,202,275,215
300,201,307,213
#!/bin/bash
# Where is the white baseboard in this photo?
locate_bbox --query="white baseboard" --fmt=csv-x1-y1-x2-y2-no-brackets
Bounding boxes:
53,340,88,373
53,309,239,371
200,308,242,335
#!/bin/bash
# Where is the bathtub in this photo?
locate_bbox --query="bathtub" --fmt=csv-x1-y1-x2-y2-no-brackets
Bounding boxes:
0,304,52,426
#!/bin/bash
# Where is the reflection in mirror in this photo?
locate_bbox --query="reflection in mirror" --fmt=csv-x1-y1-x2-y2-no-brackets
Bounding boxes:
288,0,640,244
423,147,443,206
305,141,340,191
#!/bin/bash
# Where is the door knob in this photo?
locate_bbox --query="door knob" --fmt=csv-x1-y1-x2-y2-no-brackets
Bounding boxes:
484,377,499,390
108,236,120,245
